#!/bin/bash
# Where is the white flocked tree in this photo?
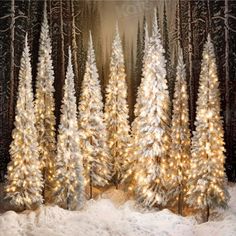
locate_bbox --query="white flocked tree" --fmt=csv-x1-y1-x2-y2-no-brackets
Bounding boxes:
5,35,43,209
187,35,229,221
34,2,56,201
132,10,171,208
169,47,191,215
123,22,150,186
78,32,112,198
104,24,131,188
54,48,84,210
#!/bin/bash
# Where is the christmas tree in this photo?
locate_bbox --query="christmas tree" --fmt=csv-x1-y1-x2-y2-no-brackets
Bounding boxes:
5,35,43,209
78,32,111,198
34,2,56,201
104,24,131,188
54,48,84,210
187,35,229,220
132,10,171,208
123,22,150,186
169,48,191,215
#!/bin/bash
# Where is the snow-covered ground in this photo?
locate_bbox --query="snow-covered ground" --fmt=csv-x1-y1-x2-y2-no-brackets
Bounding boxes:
0,185,235,236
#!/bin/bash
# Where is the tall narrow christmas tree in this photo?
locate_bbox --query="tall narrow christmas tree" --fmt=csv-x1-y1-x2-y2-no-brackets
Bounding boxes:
78,32,111,198
34,2,56,201
169,48,191,215
54,48,84,210
5,35,43,209
123,22,150,186
187,35,229,221
104,24,131,188
132,10,171,208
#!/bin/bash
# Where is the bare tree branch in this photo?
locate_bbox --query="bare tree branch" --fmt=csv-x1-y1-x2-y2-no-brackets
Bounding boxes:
0,14,11,20
0,28,10,33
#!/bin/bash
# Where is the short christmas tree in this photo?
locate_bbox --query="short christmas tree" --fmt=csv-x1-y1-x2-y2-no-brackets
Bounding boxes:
54,48,84,210
5,35,43,209
78,32,111,198
132,11,171,208
34,3,56,201
187,35,229,221
169,48,191,215
104,24,131,188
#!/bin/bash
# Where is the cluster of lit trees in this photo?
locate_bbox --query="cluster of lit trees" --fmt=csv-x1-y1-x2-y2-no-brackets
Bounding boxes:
5,5,229,221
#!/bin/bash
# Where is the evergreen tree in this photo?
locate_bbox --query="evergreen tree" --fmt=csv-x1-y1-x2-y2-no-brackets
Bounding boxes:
123,22,150,188
187,35,229,221
169,48,191,215
5,35,43,209
104,25,131,188
54,48,84,210
34,2,56,201
78,32,111,198
132,10,171,208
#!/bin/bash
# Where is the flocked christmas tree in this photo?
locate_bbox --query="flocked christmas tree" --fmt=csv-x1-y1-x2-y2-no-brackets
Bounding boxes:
5,35,43,209
54,48,84,210
78,32,112,198
104,24,131,188
187,35,229,221
123,22,150,186
34,2,56,201
132,10,171,208
169,48,191,215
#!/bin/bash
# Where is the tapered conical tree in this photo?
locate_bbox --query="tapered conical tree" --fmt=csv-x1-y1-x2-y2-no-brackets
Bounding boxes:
123,22,150,187
5,35,43,209
132,10,171,208
78,32,111,198
34,2,56,201
54,48,84,210
104,24,131,188
169,48,191,215
187,35,229,220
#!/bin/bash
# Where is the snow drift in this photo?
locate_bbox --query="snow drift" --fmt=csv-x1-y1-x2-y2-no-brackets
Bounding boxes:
0,186,235,236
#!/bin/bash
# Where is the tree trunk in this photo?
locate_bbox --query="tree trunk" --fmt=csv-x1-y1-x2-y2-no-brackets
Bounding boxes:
178,190,184,215
206,0,213,35
177,0,183,48
225,0,230,157
188,0,194,132
89,173,93,199
203,204,210,222
8,0,15,133
59,0,65,88
70,0,79,100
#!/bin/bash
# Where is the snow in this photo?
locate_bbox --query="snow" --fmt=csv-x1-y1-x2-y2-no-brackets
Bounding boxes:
0,185,235,236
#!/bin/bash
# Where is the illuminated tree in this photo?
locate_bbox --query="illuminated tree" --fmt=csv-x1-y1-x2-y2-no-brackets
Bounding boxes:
104,25,131,188
34,3,56,201
5,35,43,209
54,48,84,210
123,22,150,186
78,32,111,198
132,10,171,208
169,48,191,215
187,35,229,221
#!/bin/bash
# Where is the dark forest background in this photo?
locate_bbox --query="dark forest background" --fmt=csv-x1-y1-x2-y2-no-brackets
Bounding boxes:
0,0,236,181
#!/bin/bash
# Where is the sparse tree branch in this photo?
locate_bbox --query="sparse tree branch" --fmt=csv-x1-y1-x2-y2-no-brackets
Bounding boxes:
0,14,11,20
0,28,10,33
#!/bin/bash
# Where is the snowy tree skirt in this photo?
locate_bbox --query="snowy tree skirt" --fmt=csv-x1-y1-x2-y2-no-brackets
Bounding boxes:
0,185,235,236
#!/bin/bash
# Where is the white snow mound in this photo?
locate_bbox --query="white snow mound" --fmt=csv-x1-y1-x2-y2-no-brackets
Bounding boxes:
0,185,235,236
